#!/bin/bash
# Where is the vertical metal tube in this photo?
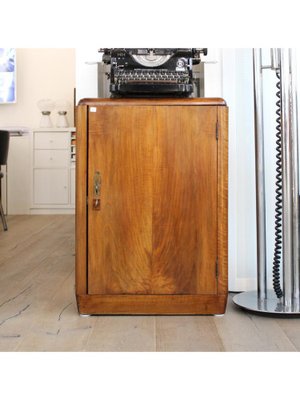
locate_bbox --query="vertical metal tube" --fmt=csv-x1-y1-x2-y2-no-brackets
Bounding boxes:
271,48,279,70
290,49,300,300
253,48,267,300
280,48,294,307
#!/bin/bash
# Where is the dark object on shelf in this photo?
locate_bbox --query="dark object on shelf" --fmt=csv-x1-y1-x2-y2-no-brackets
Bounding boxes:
0,130,10,231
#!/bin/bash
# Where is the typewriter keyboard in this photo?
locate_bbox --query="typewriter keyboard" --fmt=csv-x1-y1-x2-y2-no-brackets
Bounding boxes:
114,69,190,84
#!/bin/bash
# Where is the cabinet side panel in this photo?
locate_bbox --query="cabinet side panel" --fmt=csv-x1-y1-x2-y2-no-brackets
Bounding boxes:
217,106,228,295
152,106,218,294
76,105,88,295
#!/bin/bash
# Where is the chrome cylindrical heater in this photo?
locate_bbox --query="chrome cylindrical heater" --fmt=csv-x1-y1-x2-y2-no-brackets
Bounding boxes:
233,48,300,315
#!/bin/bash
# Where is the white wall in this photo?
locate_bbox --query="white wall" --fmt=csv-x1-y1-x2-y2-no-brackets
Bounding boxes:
219,49,257,291
75,47,100,103
0,48,76,128
219,48,300,292
0,48,76,214
182,48,283,292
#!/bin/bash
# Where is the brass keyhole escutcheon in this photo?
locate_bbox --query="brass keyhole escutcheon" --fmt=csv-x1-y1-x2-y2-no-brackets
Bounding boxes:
93,171,101,210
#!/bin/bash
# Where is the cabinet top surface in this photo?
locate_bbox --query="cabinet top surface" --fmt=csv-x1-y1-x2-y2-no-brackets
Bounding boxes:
78,97,227,107
33,127,76,132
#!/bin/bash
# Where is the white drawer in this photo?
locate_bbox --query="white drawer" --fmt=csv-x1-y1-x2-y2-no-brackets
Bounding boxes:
34,131,69,149
34,149,69,168
33,169,69,204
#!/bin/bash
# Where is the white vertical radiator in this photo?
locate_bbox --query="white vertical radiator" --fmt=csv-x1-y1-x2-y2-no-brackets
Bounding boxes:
233,48,300,315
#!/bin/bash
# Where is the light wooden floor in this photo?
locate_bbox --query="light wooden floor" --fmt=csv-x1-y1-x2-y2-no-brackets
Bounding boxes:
1,215,300,351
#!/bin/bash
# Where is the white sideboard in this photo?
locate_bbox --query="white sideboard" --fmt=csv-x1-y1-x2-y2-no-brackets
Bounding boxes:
30,128,76,214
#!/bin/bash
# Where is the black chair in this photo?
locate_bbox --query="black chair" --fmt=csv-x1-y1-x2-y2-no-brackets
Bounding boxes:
0,130,10,231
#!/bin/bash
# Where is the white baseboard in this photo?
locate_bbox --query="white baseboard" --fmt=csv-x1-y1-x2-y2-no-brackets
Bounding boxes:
229,277,275,293
29,209,75,215
229,278,257,292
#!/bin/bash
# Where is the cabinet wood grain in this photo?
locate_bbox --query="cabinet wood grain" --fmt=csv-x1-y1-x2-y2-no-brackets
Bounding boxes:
76,98,228,314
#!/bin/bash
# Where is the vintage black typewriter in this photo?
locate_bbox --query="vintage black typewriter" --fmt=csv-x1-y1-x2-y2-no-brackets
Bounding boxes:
99,48,207,97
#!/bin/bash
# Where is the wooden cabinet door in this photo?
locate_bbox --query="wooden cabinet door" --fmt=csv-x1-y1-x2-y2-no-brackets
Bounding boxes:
152,106,218,294
87,105,218,295
88,106,153,295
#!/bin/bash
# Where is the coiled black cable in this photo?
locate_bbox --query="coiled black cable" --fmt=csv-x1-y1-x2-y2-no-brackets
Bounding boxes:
272,70,283,298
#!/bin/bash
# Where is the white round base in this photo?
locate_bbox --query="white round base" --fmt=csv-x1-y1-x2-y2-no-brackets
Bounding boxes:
233,290,300,315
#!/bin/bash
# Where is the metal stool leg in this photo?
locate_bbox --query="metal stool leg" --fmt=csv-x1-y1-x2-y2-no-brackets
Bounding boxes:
0,200,8,231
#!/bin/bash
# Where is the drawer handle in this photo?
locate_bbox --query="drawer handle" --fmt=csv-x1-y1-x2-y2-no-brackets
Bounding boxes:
93,171,101,210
